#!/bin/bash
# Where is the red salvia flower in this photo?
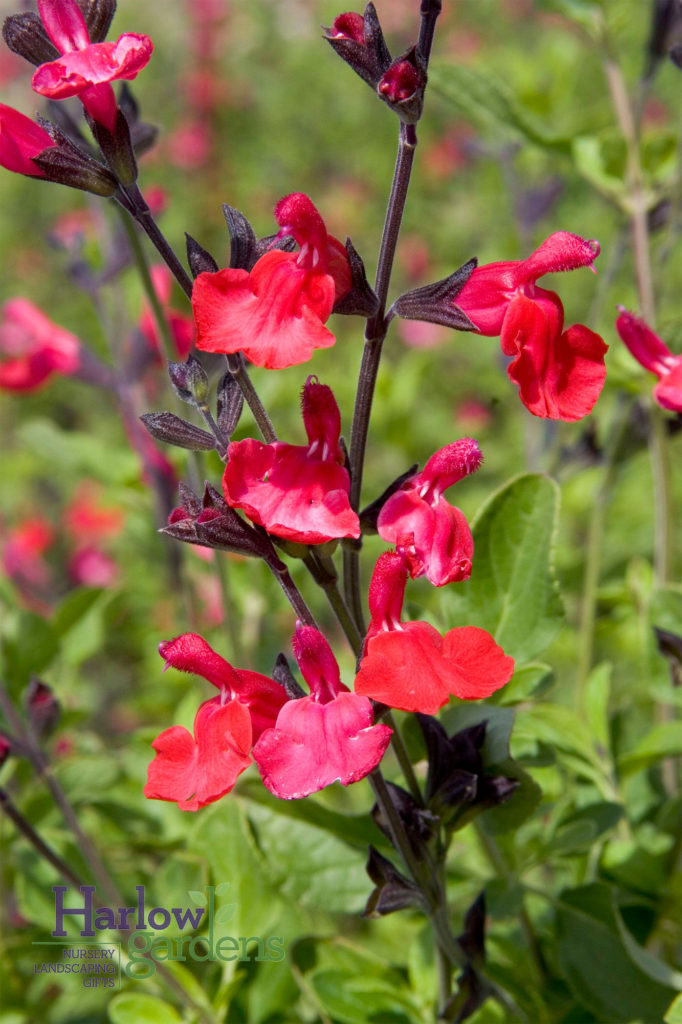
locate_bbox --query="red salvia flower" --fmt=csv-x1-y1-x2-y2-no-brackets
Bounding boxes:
354,553,514,714
252,624,392,800
0,104,57,178
0,298,80,392
192,193,351,369
144,633,287,810
615,307,682,413
31,0,153,133
377,437,482,586
223,376,360,544
145,697,253,812
456,232,608,421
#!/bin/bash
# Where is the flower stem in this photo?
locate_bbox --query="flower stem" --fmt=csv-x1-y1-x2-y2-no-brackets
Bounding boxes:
225,353,278,443
346,123,417,623
117,205,176,364
0,684,122,908
576,399,630,699
118,184,194,299
0,786,83,889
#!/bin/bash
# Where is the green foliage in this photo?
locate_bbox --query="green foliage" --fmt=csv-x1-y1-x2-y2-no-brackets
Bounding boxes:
1,2,682,1023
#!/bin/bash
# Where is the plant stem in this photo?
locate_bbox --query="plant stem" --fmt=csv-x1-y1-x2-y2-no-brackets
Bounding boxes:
263,546,317,628
117,206,176,364
0,787,83,889
383,711,424,804
474,822,549,986
576,399,630,699
119,184,194,299
648,402,674,586
303,551,364,655
346,123,418,624
0,684,122,909
226,354,278,444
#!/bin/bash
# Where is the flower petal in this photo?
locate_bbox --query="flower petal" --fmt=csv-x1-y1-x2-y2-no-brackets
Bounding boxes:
192,252,336,369
144,697,252,811
440,626,515,699
253,692,391,799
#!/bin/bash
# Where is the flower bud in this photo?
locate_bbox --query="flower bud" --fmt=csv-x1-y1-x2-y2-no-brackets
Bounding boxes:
324,3,391,90
377,47,426,124
140,411,217,451
25,678,60,739
0,105,118,196
77,0,117,44
2,13,59,66
167,354,210,406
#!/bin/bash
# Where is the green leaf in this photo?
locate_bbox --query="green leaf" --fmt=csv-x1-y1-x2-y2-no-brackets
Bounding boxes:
108,993,182,1024
187,890,207,907
1,613,58,686
665,993,682,1023
429,63,572,153
618,723,682,774
556,883,676,1021
490,662,555,705
239,777,387,851
244,800,371,914
584,662,612,752
442,474,563,663
52,587,105,637
572,135,627,200
188,799,281,940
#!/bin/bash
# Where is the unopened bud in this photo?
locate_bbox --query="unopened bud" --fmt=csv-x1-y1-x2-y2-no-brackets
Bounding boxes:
2,13,58,66
377,48,426,124
25,678,60,738
324,3,392,90
140,411,216,451
168,355,210,406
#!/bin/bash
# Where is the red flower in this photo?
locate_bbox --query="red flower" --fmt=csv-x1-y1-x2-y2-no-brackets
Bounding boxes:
457,232,608,421
31,0,153,133
0,298,80,392
377,438,482,586
0,104,57,178
139,265,194,361
192,193,351,369
144,633,287,810
354,553,514,714
145,697,252,812
252,624,392,800
615,308,682,413
223,376,360,544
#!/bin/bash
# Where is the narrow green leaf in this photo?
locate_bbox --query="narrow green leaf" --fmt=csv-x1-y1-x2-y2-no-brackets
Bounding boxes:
619,722,682,774
429,63,572,154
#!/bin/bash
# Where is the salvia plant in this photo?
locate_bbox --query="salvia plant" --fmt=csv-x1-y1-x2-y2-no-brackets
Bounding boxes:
0,1,681,1023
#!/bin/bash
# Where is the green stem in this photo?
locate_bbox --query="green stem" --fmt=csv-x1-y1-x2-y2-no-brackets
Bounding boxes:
383,711,423,804
474,823,549,986
648,402,674,587
576,400,631,700
117,207,176,364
